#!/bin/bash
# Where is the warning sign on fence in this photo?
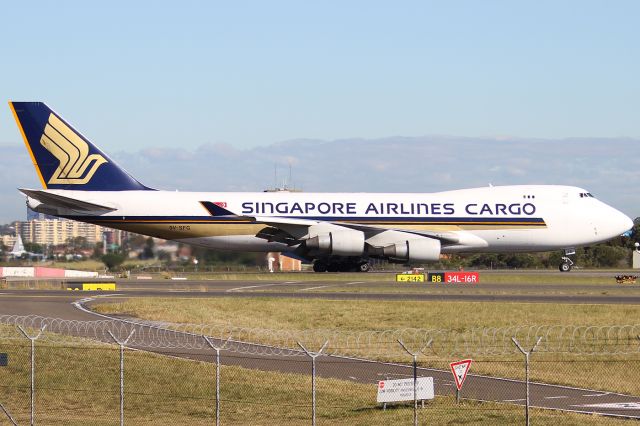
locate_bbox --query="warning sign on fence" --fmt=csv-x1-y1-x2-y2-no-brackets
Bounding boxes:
376,377,434,403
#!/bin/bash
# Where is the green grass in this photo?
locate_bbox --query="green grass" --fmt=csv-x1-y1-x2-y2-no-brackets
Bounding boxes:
92,297,640,331
92,297,640,395
0,338,630,425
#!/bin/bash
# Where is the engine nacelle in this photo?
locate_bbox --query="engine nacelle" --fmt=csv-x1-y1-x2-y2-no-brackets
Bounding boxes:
381,238,441,262
306,230,365,256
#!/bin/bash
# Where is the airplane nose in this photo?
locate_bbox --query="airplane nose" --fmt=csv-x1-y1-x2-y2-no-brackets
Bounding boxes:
621,213,634,234
612,209,633,235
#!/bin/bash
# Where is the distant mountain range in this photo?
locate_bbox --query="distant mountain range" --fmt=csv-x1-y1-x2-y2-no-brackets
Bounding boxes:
0,136,638,223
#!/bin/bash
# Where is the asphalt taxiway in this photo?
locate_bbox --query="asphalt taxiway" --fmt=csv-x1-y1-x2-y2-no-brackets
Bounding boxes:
4,274,640,305
1,274,640,329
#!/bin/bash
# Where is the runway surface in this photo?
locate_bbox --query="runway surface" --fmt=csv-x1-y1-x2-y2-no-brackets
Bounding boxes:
1,277,640,420
4,274,640,304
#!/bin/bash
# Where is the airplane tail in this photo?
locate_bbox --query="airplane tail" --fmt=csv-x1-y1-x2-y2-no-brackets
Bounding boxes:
9,101,152,191
10,234,24,256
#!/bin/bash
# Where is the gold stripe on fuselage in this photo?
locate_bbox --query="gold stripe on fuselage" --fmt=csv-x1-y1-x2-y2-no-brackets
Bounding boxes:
91,222,266,240
82,220,545,240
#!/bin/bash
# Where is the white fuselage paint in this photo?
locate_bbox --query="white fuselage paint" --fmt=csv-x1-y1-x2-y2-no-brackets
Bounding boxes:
38,185,632,254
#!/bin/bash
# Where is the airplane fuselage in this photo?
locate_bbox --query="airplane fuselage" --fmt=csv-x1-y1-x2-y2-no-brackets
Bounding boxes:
11,102,633,271
29,184,631,256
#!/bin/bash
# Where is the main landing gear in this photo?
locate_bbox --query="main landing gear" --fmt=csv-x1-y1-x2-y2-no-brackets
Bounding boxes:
559,249,576,272
313,258,371,273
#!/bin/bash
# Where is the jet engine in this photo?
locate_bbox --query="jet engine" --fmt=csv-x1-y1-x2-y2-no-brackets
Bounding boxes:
305,230,365,256
379,237,441,262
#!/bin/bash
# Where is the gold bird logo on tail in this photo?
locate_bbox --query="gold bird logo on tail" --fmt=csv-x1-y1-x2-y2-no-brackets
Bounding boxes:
40,113,107,184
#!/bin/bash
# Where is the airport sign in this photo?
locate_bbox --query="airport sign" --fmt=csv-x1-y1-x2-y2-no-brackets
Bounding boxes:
450,359,473,390
396,274,425,282
428,272,479,284
377,377,434,403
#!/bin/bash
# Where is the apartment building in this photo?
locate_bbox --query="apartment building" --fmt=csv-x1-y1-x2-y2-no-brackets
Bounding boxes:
16,219,121,246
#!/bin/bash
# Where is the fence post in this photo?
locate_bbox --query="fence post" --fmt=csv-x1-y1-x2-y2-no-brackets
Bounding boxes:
512,336,542,426
108,330,135,426
17,324,46,426
203,336,231,426
397,339,433,426
297,340,329,426
0,401,18,426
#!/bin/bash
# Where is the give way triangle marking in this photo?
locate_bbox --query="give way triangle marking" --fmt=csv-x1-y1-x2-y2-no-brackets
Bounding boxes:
450,359,473,390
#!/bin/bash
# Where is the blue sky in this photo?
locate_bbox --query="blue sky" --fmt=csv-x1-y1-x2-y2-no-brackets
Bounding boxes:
1,1,640,149
0,1,638,223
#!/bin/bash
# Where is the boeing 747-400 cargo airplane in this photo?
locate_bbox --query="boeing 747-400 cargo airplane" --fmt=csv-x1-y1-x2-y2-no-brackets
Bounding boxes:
9,102,633,272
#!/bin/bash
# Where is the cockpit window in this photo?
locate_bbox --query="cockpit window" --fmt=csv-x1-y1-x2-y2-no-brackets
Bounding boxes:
579,192,595,198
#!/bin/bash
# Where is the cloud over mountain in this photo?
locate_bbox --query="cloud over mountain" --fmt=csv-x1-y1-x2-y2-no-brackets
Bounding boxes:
0,136,638,223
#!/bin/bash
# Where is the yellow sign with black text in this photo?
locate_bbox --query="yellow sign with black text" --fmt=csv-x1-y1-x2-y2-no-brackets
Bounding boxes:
67,282,116,291
396,274,425,282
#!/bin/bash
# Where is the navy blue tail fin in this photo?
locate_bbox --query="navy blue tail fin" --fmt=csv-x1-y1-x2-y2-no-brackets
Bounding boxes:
9,101,152,191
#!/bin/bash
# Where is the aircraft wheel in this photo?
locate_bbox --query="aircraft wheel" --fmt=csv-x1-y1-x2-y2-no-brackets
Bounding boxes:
327,263,340,272
559,262,572,272
339,263,355,272
358,262,371,273
313,261,328,273
327,262,340,272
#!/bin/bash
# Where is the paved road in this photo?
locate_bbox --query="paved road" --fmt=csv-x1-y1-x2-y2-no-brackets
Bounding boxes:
1,282,640,419
6,288,640,304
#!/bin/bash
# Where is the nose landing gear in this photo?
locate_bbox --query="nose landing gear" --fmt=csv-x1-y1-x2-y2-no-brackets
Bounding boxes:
559,257,574,272
559,248,576,272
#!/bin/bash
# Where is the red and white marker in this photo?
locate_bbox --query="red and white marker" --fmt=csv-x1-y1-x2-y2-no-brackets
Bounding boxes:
449,359,472,390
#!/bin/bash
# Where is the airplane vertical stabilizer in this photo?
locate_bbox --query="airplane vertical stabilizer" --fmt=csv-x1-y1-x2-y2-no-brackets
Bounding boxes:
9,101,152,191
10,234,25,256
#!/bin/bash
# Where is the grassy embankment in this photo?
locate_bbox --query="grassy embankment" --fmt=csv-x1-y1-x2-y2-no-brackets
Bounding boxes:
93,297,640,396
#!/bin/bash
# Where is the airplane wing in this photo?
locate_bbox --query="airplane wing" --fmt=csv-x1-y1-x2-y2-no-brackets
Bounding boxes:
336,222,462,244
258,219,463,245
19,188,117,213
251,215,484,262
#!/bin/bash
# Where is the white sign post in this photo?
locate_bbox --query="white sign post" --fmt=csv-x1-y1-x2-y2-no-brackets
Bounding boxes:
449,359,472,403
377,377,435,404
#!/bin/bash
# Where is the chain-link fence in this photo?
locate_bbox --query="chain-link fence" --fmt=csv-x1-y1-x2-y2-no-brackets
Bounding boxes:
1,316,639,425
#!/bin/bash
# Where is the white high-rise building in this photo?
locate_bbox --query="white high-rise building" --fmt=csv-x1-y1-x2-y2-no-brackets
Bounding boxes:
15,219,121,247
